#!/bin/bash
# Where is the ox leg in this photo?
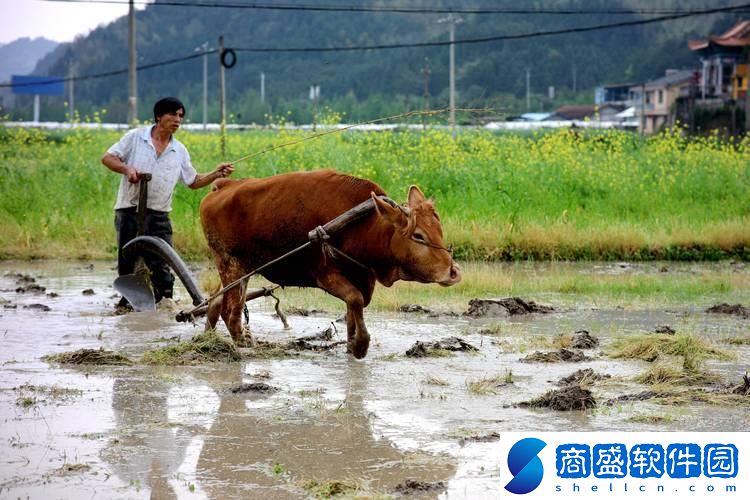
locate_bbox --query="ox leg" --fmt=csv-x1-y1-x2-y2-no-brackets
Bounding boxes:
317,273,370,359
216,259,252,345
204,295,222,332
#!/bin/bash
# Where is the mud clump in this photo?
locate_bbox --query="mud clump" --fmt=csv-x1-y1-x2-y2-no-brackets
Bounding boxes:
521,348,592,363
247,328,346,358
706,303,750,318
8,273,37,285
393,479,447,496
520,385,596,411
230,382,278,394
557,368,610,387
569,330,599,349
16,284,46,294
285,327,346,352
653,325,676,335
82,289,95,296
44,348,133,366
464,297,554,318
56,463,91,476
405,336,478,358
604,391,676,405
284,306,326,316
457,431,501,447
24,303,51,312
731,373,750,396
399,304,433,314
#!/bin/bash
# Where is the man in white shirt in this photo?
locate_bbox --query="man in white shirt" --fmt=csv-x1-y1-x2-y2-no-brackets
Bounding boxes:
102,97,234,310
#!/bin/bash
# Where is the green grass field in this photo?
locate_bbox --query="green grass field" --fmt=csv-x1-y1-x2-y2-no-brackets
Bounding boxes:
0,124,748,261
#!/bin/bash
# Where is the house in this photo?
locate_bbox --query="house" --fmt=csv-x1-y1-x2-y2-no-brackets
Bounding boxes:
689,20,750,100
508,112,552,122
629,69,695,134
546,104,625,121
615,107,639,129
595,83,637,105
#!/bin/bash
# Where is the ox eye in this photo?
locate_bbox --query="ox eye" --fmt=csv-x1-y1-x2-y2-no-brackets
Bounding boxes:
413,232,426,242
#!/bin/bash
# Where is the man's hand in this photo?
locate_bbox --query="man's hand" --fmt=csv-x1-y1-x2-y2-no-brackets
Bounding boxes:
125,166,142,184
101,153,141,183
215,163,234,178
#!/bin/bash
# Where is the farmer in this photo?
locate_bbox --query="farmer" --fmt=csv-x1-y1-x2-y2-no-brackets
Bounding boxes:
102,96,234,311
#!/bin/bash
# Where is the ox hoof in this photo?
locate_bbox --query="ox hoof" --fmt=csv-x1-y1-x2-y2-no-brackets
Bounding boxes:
347,336,370,359
236,331,256,348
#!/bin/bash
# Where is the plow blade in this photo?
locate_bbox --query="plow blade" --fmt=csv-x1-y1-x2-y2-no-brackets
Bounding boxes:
113,272,156,312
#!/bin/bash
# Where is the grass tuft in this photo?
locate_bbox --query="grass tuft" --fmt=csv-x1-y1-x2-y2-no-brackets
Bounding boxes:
141,331,241,365
465,375,508,395
301,479,359,498
609,333,733,371
423,376,450,386
633,363,719,386
626,414,675,425
44,348,133,365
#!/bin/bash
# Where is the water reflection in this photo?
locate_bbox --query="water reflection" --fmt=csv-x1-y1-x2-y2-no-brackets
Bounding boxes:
103,360,455,498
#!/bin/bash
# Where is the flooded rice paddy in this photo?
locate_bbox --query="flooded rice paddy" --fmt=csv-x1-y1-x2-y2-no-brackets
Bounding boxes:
0,260,748,499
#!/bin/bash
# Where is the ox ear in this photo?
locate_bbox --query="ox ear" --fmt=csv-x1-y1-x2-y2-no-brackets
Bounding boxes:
371,192,406,226
407,185,426,207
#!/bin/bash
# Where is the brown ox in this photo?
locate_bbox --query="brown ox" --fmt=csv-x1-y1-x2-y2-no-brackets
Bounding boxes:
200,169,462,358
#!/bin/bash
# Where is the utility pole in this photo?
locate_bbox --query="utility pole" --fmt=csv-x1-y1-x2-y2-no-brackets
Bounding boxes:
68,62,75,122
201,42,208,131
219,36,226,158
310,83,320,131
640,83,646,134
572,63,577,94
127,0,137,125
438,14,462,137
33,95,40,123
526,67,531,112
421,57,431,130
260,72,265,102
195,43,209,131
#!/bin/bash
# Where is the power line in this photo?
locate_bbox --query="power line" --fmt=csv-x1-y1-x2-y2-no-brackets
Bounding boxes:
229,3,750,52
3,2,748,89
39,0,750,16
0,51,215,89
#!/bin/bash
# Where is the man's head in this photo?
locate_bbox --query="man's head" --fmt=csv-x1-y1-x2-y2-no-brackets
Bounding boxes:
153,97,186,123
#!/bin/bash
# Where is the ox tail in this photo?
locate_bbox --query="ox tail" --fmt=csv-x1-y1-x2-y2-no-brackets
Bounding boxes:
122,236,205,306
212,178,232,192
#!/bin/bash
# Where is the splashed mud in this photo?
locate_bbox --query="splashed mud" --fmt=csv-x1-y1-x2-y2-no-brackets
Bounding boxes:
1,260,749,498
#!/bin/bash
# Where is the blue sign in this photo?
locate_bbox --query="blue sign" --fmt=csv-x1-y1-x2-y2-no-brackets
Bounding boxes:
10,75,65,96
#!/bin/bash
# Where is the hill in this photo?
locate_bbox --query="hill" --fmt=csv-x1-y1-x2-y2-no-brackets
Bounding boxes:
13,0,748,123
0,37,58,82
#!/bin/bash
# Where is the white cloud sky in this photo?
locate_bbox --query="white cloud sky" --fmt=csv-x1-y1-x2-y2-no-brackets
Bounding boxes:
0,0,148,45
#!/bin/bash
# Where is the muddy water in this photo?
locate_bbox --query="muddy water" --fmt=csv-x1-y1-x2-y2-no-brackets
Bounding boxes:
0,261,748,499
